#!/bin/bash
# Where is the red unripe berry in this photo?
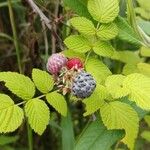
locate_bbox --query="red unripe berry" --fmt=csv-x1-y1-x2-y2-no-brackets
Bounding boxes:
66,58,83,70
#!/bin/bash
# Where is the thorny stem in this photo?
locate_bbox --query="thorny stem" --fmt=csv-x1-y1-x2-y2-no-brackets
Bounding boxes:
84,51,92,66
8,0,22,73
42,22,49,62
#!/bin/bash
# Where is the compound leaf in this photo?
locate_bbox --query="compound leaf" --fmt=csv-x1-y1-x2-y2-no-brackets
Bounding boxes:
100,101,139,150
0,94,24,133
88,0,119,23
46,92,67,116
32,69,54,93
25,98,50,135
0,72,35,100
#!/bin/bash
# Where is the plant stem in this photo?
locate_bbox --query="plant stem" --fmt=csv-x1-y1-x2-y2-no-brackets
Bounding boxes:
27,123,33,150
8,0,22,73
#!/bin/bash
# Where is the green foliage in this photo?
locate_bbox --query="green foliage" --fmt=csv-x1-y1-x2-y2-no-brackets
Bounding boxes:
0,94,24,133
25,98,50,135
46,91,67,116
93,41,114,58
83,85,108,116
32,69,54,93
105,75,130,99
75,117,124,150
97,23,118,40
141,131,150,142
140,46,150,57
70,17,96,36
85,58,112,84
115,16,141,45
64,35,91,53
100,101,139,150
0,72,35,100
88,0,119,23
123,73,150,110
112,51,141,64
0,135,19,146
63,0,92,19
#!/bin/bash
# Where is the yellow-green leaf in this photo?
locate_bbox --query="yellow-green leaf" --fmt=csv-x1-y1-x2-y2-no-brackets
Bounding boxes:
0,94,24,133
93,41,114,58
32,69,54,93
137,63,150,77
97,23,118,40
100,101,139,149
46,92,67,116
70,17,96,36
25,98,50,135
140,46,150,57
83,85,108,116
64,35,91,53
123,73,150,110
0,72,35,100
105,75,130,99
88,0,119,23
86,58,112,84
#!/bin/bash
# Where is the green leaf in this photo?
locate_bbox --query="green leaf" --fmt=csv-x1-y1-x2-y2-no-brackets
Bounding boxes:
64,35,91,53
100,101,139,150
61,110,75,150
63,0,92,19
122,63,140,75
0,135,19,146
75,117,124,150
140,46,150,57
25,98,50,135
0,94,24,133
46,92,67,116
88,0,119,23
144,115,150,127
93,41,114,57
137,63,150,77
86,58,112,84
112,51,141,64
141,131,150,142
137,0,150,12
105,75,130,99
115,16,141,46
32,69,54,93
97,23,118,40
0,72,35,100
83,85,108,116
70,17,96,36
62,50,85,61
123,73,150,110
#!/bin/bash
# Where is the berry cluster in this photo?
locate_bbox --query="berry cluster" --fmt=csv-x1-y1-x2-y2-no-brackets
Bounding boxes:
46,53,96,99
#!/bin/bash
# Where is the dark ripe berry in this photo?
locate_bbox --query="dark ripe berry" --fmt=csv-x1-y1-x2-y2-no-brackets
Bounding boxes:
47,53,67,75
66,58,83,70
72,71,96,99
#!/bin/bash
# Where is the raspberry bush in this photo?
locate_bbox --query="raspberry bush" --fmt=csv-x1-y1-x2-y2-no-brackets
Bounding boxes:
0,0,150,150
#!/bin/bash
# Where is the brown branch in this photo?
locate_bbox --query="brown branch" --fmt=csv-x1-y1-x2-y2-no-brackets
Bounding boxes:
26,0,52,30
